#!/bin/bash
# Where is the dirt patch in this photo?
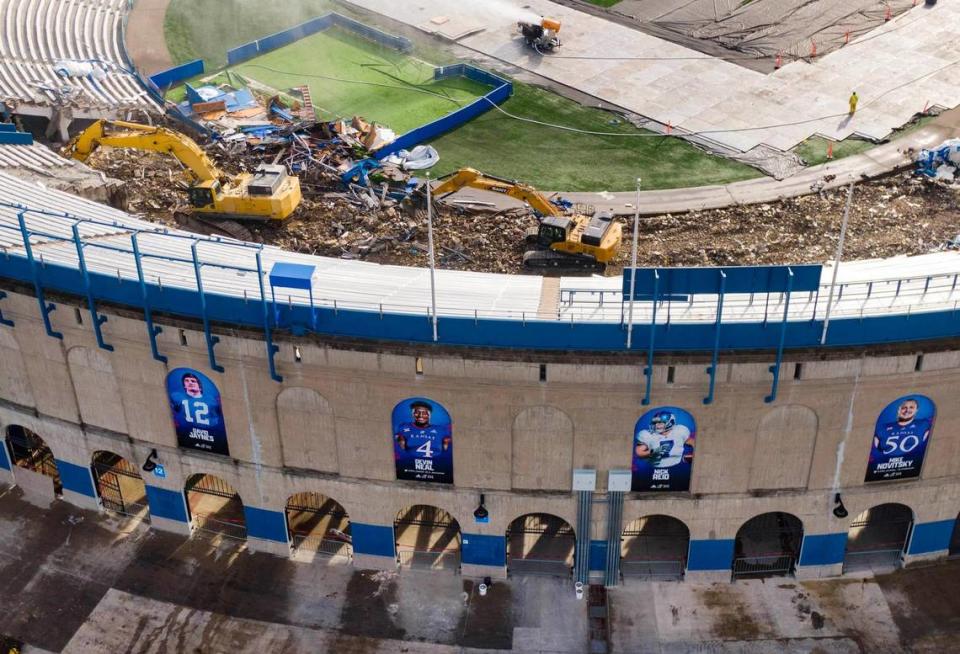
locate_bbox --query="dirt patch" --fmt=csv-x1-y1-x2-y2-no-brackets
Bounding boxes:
874,559,960,651
125,0,174,76
698,585,770,640
338,570,405,641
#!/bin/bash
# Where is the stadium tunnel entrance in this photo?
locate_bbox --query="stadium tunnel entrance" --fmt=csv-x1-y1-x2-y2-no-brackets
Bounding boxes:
621,515,689,581
5,425,61,495
732,512,803,579
394,504,460,571
507,513,576,578
184,474,247,541
843,503,913,573
91,450,148,519
285,492,352,561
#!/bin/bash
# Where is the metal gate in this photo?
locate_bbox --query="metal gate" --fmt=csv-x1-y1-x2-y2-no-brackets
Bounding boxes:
186,475,247,540
287,494,352,560
843,512,913,573
507,515,576,578
395,506,460,572
732,554,796,578
7,428,62,494
92,454,147,517
621,558,686,580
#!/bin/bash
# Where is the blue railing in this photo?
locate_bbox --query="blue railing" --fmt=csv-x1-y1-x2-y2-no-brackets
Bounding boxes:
3,202,960,404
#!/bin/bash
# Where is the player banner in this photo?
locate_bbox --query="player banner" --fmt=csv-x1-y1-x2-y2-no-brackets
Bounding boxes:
166,368,229,456
865,395,935,483
392,397,453,484
631,407,696,492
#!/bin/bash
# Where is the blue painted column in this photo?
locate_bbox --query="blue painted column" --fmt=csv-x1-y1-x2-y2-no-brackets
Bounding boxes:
352,522,397,571
144,484,192,535
796,533,847,579
904,519,956,565
685,539,735,582
56,459,99,510
462,533,507,579
244,505,291,556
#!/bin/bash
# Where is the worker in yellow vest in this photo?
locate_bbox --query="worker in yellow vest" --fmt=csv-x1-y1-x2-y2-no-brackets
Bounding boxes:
848,91,859,115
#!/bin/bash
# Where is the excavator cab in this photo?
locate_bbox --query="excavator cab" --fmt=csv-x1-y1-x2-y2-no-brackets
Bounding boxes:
535,217,573,247
187,180,221,209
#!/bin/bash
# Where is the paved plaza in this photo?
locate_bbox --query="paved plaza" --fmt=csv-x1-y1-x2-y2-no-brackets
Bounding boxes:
347,0,960,153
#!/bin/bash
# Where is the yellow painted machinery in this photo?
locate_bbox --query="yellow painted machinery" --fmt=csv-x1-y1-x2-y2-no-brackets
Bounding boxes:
431,168,621,271
66,120,301,221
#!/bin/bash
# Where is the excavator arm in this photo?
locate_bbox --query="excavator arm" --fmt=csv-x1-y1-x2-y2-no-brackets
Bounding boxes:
431,167,562,217
66,120,222,183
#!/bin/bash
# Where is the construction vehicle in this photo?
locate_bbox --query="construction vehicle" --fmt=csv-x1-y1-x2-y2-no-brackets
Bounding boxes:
431,168,621,271
518,17,561,51
66,120,302,222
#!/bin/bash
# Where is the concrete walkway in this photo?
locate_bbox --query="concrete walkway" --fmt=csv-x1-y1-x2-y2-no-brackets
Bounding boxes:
348,0,960,154
445,106,960,216
124,0,174,76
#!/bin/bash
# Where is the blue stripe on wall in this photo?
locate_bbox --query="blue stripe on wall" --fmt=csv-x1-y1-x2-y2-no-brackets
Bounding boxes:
352,523,395,558
908,519,956,555
144,485,188,522
687,539,734,571
0,443,10,470
799,533,847,566
589,540,607,571
55,459,95,497
462,533,506,567
244,506,289,543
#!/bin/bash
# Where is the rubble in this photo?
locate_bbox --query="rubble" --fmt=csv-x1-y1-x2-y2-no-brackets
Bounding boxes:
83,123,959,276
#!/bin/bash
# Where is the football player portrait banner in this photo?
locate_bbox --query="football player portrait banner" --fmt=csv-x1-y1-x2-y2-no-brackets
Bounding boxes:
166,368,230,456
865,395,935,483
631,407,696,492
392,397,453,484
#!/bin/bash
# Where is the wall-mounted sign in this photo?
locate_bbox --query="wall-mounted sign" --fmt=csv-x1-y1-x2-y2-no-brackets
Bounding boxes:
166,368,229,456
865,395,935,482
631,407,696,492
392,397,453,484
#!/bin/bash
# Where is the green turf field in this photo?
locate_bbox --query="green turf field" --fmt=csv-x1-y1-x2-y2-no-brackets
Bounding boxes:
163,0,763,191
429,84,761,191
231,28,488,134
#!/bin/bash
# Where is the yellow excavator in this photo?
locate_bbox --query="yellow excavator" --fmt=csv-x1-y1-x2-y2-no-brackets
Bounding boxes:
430,168,622,271
65,120,301,222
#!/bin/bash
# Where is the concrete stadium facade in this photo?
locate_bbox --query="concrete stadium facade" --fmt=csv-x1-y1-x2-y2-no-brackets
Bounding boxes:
1,284,958,584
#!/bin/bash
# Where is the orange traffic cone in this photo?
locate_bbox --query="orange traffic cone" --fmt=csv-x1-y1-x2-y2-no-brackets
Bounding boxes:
827,142,834,159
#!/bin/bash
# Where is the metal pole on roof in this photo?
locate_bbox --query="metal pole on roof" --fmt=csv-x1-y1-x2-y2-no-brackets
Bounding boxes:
820,182,855,345
626,178,641,349
427,173,439,342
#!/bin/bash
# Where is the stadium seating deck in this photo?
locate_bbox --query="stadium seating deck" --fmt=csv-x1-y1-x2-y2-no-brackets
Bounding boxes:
0,171,958,335
0,0,157,112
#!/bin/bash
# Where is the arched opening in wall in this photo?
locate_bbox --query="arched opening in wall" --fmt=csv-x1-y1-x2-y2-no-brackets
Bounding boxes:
621,515,689,581
285,492,352,561
91,451,148,519
732,512,804,579
394,505,461,571
843,503,913,573
506,513,575,577
5,425,61,495
950,512,960,558
184,474,246,541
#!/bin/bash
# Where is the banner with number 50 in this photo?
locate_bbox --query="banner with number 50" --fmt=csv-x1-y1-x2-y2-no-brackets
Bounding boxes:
166,368,230,456
865,394,935,483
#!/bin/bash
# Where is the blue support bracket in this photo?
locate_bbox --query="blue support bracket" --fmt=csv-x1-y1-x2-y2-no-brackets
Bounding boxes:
190,242,223,373
703,270,727,405
257,251,282,383
0,291,13,327
72,223,113,351
765,268,794,403
642,271,659,406
131,233,166,363
17,210,61,340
